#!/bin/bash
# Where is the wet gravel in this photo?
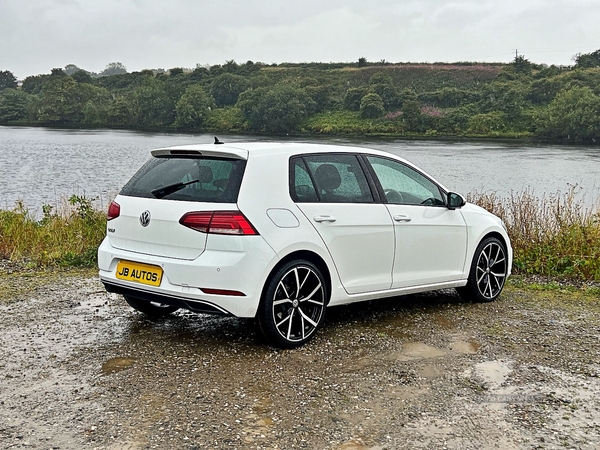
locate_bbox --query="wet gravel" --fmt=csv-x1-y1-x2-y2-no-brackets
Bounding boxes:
1,264,600,449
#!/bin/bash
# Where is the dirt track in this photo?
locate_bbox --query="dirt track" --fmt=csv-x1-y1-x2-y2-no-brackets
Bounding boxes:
1,266,600,449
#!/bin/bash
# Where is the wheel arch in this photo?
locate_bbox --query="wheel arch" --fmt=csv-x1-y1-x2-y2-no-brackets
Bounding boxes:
481,231,509,253
258,250,333,312
472,230,511,274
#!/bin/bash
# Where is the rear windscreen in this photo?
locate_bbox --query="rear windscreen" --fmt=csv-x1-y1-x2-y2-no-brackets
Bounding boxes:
120,157,246,203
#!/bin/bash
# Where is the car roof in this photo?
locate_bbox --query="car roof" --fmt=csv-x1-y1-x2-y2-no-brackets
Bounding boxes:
152,142,402,161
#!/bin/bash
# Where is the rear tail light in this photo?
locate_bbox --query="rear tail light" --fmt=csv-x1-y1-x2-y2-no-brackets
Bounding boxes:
179,211,258,235
107,201,120,220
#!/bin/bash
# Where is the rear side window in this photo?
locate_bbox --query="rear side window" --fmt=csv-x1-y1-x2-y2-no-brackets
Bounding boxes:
291,154,373,203
120,157,246,203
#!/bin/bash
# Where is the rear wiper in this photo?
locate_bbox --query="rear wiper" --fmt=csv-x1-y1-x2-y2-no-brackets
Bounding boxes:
151,179,199,199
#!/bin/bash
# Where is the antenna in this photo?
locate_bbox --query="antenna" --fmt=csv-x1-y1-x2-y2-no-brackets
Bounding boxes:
214,136,224,145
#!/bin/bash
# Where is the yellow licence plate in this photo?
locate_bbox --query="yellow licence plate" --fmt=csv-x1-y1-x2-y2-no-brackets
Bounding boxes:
116,260,163,287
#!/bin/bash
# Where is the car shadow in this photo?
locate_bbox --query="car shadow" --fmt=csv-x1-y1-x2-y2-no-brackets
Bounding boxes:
117,288,477,350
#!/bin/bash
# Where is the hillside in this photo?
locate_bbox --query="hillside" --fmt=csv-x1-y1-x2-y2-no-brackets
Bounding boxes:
1,54,599,142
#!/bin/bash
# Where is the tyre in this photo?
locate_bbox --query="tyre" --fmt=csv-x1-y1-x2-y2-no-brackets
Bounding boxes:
124,295,179,318
457,237,508,302
257,260,328,348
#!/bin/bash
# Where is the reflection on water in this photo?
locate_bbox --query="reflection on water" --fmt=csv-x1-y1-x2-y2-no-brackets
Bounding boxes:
1,126,599,211
101,357,136,375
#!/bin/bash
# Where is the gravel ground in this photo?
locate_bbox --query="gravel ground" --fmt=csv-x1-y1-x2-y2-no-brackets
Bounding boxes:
1,263,600,450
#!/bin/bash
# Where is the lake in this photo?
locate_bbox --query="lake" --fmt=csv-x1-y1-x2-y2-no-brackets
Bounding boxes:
1,126,599,213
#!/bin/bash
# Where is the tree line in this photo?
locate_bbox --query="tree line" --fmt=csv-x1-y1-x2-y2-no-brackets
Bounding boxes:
1,51,600,142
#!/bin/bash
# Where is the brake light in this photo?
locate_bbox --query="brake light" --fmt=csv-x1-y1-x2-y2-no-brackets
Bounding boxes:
179,211,258,235
107,201,120,220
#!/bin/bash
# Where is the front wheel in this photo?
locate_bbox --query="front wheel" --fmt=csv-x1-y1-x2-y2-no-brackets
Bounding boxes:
124,295,179,318
457,237,508,302
257,260,328,348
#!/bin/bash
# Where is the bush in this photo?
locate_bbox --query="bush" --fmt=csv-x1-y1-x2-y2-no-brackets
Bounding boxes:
0,197,106,267
468,186,600,280
467,111,506,134
536,86,600,142
210,73,249,107
344,87,370,111
359,93,385,119
237,85,315,133
174,85,215,130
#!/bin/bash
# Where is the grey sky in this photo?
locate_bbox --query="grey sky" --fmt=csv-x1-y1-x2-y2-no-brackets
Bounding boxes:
2,0,599,79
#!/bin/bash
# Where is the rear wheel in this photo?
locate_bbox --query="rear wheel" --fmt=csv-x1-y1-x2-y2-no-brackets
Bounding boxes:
457,237,508,302
124,295,179,318
257,260,327,348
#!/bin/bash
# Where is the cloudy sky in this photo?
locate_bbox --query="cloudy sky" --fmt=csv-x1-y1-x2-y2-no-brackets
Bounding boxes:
2,0,599,79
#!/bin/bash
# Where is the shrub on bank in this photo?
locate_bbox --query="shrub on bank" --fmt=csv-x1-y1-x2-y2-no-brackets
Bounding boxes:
0,196,106,267
1,189,599,280
468,186,600,280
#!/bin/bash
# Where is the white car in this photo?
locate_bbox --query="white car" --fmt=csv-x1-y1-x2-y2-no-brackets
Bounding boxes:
98,140,512,347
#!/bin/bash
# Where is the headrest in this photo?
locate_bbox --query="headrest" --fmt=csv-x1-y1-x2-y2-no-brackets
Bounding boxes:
315,163,341,192
197,165,213,184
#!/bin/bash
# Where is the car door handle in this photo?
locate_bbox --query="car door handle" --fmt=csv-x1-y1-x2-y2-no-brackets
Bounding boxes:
313,215,336,223
393,215,412,222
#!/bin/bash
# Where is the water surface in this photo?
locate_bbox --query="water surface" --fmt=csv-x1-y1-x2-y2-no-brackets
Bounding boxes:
1,126,598,212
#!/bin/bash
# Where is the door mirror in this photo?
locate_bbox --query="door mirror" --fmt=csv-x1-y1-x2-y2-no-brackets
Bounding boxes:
447,192,466,210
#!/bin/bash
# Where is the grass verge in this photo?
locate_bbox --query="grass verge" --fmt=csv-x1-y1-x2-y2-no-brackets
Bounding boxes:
468,185,600,281
1,188,599,283
0,195,106,268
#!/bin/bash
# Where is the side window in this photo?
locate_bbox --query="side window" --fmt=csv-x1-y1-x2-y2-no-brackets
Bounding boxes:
366,156,445,206
303,154,373,203
291,158,318,202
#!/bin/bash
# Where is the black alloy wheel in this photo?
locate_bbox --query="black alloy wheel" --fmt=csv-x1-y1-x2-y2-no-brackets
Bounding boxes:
257,260,327,348
457,237,508,302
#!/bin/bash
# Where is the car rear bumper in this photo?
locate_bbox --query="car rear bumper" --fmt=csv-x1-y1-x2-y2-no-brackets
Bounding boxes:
98,235,277,318
101,279,232,315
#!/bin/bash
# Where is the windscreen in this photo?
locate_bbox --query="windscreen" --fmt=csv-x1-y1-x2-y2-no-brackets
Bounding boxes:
120,157,246,203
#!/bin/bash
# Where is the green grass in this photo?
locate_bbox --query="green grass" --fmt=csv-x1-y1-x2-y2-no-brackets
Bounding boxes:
304,110,405,135
468,186,600,281
0,195,106,268
1,188,599,282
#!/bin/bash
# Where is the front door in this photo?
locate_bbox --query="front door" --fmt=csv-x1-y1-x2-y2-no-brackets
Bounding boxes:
364,155,468,289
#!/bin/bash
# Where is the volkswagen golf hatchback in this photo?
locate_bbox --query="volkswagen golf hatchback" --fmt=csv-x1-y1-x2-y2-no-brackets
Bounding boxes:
99,141,512,347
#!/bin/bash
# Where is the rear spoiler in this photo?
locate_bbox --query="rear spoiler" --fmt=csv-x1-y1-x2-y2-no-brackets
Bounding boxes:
152,145,248,160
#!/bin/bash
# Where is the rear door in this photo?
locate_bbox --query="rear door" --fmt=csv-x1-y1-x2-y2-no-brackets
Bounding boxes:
110,156,246,260
363,155,468,288
291,154,395,294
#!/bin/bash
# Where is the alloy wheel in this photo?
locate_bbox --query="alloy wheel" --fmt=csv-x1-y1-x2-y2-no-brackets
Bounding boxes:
271,265,325,343
475,241,507,300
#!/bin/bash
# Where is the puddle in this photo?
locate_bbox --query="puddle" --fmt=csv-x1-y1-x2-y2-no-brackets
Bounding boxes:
253,396,273,415
404,342,446,359
417,364,443,379
473,360,512,388
242,411,275,443
102,357,136,375
450,339,481,354
386,342,446,361
435,315,456,329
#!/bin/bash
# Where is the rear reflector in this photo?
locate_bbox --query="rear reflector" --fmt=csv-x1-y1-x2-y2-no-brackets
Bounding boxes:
107,201,120,220
179,211,258,235
200,288,246,296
